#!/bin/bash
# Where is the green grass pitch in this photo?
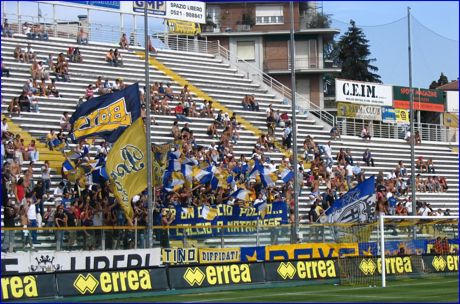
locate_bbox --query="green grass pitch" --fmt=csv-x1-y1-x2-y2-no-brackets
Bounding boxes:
73,276,459,303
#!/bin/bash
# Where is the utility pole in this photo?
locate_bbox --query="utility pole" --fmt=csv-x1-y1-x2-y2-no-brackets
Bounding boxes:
289,1,299,243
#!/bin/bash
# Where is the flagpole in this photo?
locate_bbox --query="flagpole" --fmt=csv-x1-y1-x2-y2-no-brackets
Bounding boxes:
144,3,154,248
289,1,300,243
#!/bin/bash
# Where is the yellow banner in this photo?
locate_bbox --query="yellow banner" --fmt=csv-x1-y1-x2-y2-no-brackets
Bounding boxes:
198,248,241,264
444,113,458,128
106,118,147,222
265,243,358,261
162,248,198,265
395,108,410,124
167,19,201,36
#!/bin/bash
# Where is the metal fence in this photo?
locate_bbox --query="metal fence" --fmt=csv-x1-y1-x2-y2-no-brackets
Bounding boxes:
337,117,459,143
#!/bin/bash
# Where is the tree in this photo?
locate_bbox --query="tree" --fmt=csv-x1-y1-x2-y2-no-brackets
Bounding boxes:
336,20,381,83
429,73,449,89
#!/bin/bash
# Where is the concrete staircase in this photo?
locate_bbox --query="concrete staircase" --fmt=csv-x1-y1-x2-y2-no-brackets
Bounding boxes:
1,35,458,250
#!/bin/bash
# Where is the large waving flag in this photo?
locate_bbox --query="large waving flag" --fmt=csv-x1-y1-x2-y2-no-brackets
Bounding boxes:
280,168,294,183
91,166,108,185
259,167,277,188
230,188,250,201
106,118,147,224
70,83,141,143
201,205,218,221
326,176,376,223
152,141,175,187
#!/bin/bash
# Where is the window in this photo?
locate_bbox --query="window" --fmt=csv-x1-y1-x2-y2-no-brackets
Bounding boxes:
256,5,284,25
207,6,221,26
237,41,255,61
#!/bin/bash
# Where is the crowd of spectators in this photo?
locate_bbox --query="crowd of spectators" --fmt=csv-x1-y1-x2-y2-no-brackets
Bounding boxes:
0,36,454,252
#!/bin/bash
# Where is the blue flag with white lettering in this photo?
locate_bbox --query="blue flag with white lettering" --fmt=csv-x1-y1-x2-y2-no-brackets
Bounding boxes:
326,176,376,223
69,83,141,143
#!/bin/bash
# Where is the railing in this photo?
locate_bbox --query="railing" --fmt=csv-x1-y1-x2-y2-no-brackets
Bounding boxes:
215,42,336,127
146,34,335,127
3,13,143,46
337,117,459,143
2,220,457,252
152,33,219,54
263,57,320,70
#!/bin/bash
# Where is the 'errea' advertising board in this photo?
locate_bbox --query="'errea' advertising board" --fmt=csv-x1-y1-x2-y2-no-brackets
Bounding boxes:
56,268,167,296
335,79,393,106
168,263,265,289
265,259,339,282
1,249,161,274
1,274,56,301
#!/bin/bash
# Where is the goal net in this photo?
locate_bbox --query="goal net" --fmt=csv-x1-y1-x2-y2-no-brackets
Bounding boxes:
337,215,459,287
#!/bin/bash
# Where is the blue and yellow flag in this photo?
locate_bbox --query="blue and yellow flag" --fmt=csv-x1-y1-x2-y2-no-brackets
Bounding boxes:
152,141,175,187
106,118,147,223
69,83,141,143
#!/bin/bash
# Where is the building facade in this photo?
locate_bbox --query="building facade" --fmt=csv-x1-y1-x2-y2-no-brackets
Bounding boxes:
200,1,341,109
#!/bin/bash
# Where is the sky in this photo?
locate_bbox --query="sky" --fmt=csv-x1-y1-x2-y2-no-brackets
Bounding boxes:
2,1,459,88
323,1,459,88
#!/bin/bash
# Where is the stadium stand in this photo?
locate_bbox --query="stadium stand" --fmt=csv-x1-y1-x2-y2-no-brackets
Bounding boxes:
1,34,458,250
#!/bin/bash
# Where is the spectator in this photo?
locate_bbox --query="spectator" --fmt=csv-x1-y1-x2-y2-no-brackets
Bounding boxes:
23,22,33,39
2,19,13,37
344,148,354,166
171,121,181,140
27,139,39,162
396,160,407,177
8,97,21,117
19,91,31,112
85,84,95,100
54,204,67,249
321,141,333,168
14,46,26,62
47,79,61,98
362,148,375,167
119,33,129,50
77,27,89,44
2,57,10,77
72,47,83,63
426,158,435,174
416,156,428,173
360,126,371,141
114,49,123,66
55,53,70,82
330,125,341,140
242,95,251,110
27,91,39,113
106,49,116,66
1,199,16,252
414,130,421,145
23,78,38,94
60,112,71,132
2,118,14,139
46,130,59,150
25,43,37,62
34,23,48,40
41,160,51,193
404,128,411,143
207,121,218,138
174,102,192,122
282,122,292,149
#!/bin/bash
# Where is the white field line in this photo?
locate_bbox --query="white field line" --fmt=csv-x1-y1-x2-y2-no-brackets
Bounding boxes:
186,279,459,303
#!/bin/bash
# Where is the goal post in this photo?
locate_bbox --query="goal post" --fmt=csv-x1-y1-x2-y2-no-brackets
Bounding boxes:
379,215,459,288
